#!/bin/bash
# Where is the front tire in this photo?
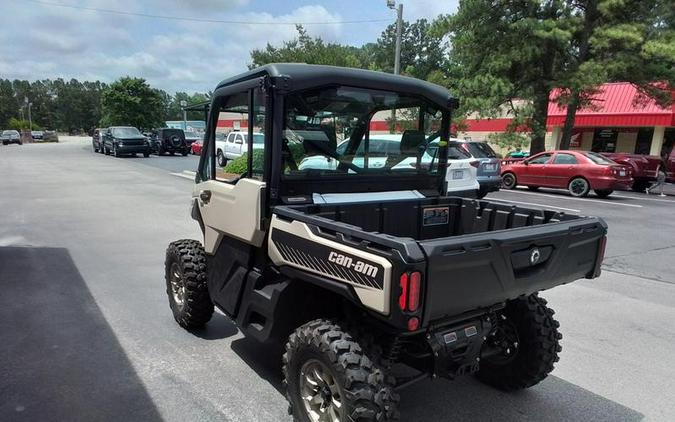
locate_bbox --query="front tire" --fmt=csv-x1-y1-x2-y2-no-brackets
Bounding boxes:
143,151,150,158
501,172,517,189
477,294,561,391
283,319,399,422
568,177,590,197
164,239,214,329
594,189,613,198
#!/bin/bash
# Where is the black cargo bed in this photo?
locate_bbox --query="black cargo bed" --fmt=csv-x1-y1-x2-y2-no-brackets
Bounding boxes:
274,196,607,324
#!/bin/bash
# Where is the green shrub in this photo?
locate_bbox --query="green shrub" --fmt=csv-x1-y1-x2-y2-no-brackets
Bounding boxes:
221,143,306,175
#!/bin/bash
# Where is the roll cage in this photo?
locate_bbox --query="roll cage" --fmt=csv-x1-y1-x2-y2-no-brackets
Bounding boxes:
196,64,458,211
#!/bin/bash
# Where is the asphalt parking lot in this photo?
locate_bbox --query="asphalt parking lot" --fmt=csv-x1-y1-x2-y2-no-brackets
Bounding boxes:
1,138,674,421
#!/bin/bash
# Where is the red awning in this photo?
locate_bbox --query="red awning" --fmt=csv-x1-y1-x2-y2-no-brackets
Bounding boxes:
548,83,675,127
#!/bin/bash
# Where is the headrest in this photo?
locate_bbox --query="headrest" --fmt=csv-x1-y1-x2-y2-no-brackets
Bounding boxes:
400,130,426,155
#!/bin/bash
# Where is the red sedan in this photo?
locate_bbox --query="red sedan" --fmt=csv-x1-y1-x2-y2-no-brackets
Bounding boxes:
501,150,633,198
191,140,203,155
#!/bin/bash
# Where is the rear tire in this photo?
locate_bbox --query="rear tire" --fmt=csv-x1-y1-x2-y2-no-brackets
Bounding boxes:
594,189,613,198
217,149,227,167
632,180,648,192
568,177,590,197
501,172,517,189
527,186,539,191
164,239,214,329
143,151,150,158
182,149,188,156
477,294,561,391
283,319,399,422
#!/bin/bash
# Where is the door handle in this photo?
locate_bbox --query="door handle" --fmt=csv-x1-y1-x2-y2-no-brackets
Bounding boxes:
199,190,212,204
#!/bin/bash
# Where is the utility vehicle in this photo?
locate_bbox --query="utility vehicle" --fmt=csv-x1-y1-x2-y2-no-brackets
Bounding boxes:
164,64,608,422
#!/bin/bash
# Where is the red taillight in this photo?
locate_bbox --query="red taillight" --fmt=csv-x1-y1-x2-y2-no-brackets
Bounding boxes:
398,273,408,310
470,160,480,168
407,317,420,331
399,271,421,312
408,271,421,312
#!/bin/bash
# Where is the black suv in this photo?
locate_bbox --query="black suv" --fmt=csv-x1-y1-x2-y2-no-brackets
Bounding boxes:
102,126,151,157
149,128,190,156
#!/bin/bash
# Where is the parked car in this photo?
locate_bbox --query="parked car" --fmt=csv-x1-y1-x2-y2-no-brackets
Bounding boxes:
149,128,189,156
43,130,59,142
298,133,481,197
102,126,151,157
215,130,264,166
449,139,501,198
191,139,203,155
501,150,633,197
601,151,675,191
1,130,21,145
31,130,44,140
92,128,105,153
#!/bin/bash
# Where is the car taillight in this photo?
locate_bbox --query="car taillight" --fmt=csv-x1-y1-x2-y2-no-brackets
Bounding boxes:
470,160,480,168
399,271,422,312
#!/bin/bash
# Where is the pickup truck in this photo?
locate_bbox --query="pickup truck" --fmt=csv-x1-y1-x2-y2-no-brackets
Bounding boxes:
214,130,264,167
163,64,608,421
602,150,674,191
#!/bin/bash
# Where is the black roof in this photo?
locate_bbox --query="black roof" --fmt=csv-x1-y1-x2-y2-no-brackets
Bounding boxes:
216,63,457,108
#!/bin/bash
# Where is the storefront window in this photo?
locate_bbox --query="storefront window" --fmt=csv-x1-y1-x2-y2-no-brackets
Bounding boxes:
591,129,618,152
635,128,654,155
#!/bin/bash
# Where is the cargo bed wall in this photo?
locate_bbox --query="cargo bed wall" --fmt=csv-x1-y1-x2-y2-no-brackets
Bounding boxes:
287,197,579,241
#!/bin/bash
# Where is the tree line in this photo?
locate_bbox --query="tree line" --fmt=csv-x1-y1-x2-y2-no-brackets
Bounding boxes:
252,0,674,154
0,77,210,133
2,0,672,152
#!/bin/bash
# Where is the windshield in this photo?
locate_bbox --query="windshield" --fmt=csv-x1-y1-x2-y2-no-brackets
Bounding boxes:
585,152,616,165
3,130,18,135
184,131,199,138
283,86,447,177
112,127,141,137
463,142,497,158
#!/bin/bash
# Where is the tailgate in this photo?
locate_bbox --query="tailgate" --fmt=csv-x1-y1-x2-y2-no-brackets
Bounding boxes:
418,217,606,323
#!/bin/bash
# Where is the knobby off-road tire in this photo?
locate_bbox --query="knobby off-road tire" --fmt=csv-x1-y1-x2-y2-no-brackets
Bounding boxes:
164,239,214,329
283,319,399,422
477,294,562,391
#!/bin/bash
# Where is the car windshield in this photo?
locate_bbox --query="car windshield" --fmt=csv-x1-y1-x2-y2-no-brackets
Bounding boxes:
112,127,141,137
463,142,497,158
185,131,199,138
283,85,448,177
3,130,18,135
585,152,616,165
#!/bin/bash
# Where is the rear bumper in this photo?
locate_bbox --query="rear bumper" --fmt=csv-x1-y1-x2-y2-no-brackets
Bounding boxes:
118,145,150,154
477,176,501,191
592,177,633,190
2,139,21,144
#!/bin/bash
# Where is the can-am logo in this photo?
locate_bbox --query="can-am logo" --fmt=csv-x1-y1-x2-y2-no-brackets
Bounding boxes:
328,251,378,278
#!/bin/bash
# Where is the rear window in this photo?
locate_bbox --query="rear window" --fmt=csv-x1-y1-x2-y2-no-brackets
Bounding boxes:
464,142,497,158
585,152,615,165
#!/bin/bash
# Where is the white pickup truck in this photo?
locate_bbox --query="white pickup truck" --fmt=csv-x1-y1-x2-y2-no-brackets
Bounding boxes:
214,131,264,166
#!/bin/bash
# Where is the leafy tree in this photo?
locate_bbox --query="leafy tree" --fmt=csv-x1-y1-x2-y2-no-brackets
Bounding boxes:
435,0,574,154
0,79,19,128
557,0,675,148
250,25,364,69
101,77,165,130
367,18,445,80
8,118,42,131
165,91,210,121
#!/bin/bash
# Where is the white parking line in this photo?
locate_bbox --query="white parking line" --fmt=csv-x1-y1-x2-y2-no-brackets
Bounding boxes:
170,172,195,180
611,193,675,203
500,189,643,208
488,198,581,213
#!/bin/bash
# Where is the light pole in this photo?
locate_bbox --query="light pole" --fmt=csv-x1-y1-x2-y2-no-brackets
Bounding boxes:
180,100,188,130
387,1,403,131
387,0,403,76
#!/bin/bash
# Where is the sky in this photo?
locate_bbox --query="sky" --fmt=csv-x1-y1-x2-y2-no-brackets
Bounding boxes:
0,0,459,93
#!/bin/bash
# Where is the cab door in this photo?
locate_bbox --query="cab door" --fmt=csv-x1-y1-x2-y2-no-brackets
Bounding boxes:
194,87,268,316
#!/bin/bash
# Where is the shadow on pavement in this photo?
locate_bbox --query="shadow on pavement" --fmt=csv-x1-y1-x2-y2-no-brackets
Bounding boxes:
229,333,642,422
0,247,163,422
189,313,238,340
